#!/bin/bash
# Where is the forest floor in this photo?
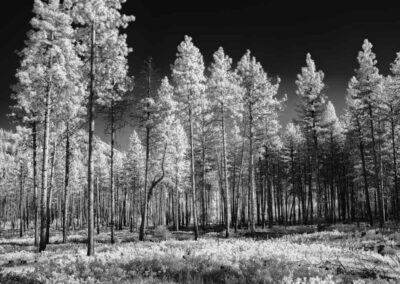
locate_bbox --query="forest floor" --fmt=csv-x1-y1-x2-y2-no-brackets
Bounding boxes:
1,223,400,283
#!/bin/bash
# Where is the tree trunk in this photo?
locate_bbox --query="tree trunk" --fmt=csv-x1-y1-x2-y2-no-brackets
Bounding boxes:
63,126,70,243
390,114,399,220
110,101,115,244
248,105,256,233
202,115,207,228
356,118,373,225
189,105,199,240
32,122,39,247
86,21,96,256
174,170,179,231
368,104,383,227
311,112,321,227
266,149,273,228
221,103,230,238
19,163,24,237
139,121,150,241
46,141,57,244
39,63,53,252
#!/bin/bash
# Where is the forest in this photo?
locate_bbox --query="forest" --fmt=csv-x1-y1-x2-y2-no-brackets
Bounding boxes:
1,1,400,283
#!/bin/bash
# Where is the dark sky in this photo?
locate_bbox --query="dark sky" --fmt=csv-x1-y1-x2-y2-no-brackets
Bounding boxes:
1,1,400,148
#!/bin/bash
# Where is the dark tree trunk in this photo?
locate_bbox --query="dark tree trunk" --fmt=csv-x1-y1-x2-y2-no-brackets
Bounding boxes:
32,122,39,247
63,126,70,243
86,21,96,256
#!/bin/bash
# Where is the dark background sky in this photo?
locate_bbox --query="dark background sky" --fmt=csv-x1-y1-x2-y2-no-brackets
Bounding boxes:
1,1,400,149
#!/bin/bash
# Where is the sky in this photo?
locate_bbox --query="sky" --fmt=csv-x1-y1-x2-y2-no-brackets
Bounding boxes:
1,0,400,149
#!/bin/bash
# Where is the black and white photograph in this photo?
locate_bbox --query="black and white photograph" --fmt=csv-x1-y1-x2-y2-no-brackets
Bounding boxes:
1,1,400,283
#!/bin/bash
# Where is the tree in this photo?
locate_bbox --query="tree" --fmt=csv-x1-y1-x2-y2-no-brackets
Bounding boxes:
168,120,189,231
296,53,327,226
320,101,344,222
12,0,85,251
136,77,175,240
94,11,133,243
134,58,161,240
348,39,385,227
172,36,206,240
71,0,134,255
236,50,282,232
383,54,400,220
345,90,373,225
208,47,243,237
125,130,145,232
283,122,305,224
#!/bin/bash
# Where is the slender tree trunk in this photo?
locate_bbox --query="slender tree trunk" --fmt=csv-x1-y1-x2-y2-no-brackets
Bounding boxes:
368,104,383,227
189,105,199,240
139,122,150,241
39,62,53,252
46,141,57,244
232,155,236,229
202,116,207,228
261,161,266,229
307,155,313,225
87,21,96,256
266,149,273,228
248,105,256,233
236,134,245,232
311,113,321,227
221,103,230,238
32,122,39,247
356,118,373,225
378,121,385,222
19,163,24,238
174,170,179,231
110,101,115,244
122,186,127,227
63,126,70,243
390,114,399,220
96,177,100,234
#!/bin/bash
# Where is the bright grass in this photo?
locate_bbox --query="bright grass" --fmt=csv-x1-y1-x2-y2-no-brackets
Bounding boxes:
1,227,400,283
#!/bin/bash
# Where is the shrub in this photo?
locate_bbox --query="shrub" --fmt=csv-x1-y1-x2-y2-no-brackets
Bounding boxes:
154,226,171,241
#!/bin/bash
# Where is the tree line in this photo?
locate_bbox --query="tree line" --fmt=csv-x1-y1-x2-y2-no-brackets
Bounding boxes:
1,0,400,256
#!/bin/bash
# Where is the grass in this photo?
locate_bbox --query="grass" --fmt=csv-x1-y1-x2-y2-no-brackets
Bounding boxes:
0,224,400,283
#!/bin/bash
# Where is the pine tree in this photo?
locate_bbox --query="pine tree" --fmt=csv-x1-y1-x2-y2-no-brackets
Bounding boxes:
168,119,189,231
208,47,243,237
346,83,374,225
383,54,400,219
320,101,344,222
236,50,282,232
125,130,145,231
12,0,85,252
71,0,134,255
172,36,206,240
137,77,176,240
296,53,327,226
283,122,305,224
135,59,162,240
348,39,385,227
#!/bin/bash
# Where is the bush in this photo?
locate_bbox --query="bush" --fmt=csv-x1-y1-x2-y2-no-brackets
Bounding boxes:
154,226,171,241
